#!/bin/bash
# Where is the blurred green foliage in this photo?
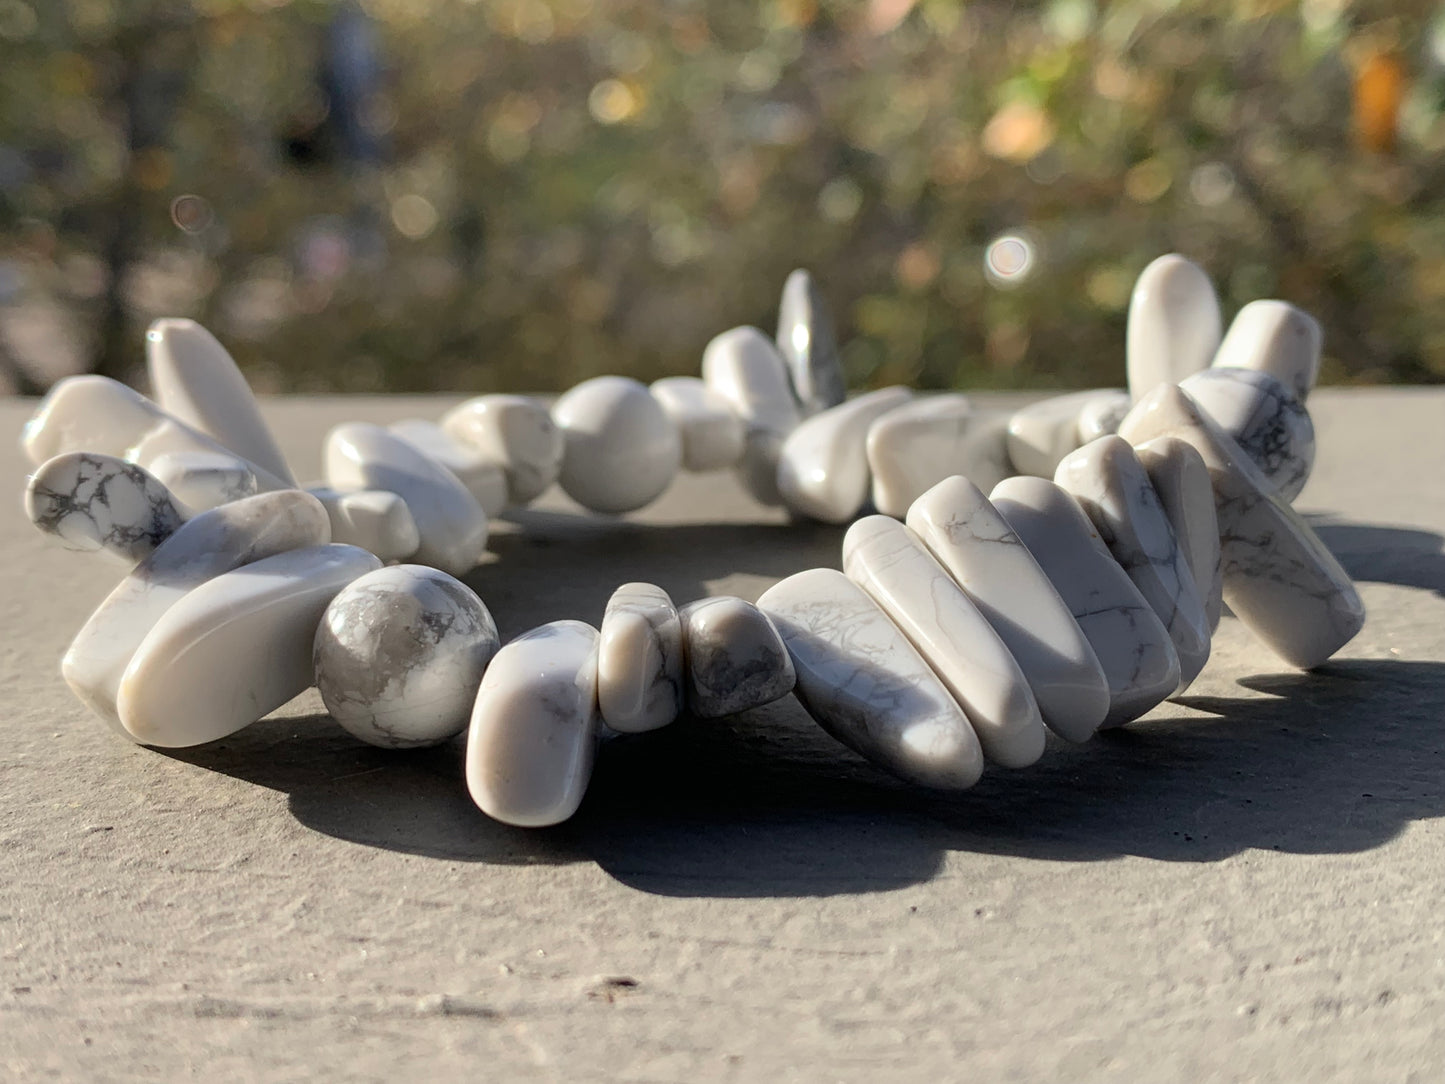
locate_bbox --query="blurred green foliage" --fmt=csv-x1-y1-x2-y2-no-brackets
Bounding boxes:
0,0,1442,394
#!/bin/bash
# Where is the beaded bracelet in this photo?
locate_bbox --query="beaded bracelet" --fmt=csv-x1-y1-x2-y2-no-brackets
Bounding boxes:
20,254,1362,828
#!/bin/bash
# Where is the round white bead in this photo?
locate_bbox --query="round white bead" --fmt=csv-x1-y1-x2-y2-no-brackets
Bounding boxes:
552,376,682,513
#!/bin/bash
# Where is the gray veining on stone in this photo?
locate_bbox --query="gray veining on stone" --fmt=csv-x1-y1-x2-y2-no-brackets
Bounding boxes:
1118,383,1364,668
147,449,260,516
314,564,500,749
1134,436,1224,632
776,268,847,415
1210,298,1322,401
1181,367,1315,503
991,476,1181,727
1055,435,1212,689
758,568,984,789
679,595,794,719
906,475,1109,741
25,452,181,564
61,489,332,736
598,582,684,733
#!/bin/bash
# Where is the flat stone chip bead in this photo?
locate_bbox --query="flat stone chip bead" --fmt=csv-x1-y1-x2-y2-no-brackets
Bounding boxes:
678,595,795,719
388,419,509,516
776,386,912,523
842,515,1046,768
305,485,421,564
1179,368,1315,503
866,398,1014,519
1117,383,1364,669
1075,390,1132,443
701,326,802,506
648,376,746,473
62,489,332,736
1211,299,1322,402
118,544,382,747
551,376,683,514
905,475,1109,741
145,317,296,484
466,620,601,828
25,452,182,564
1133,436,1224,633
758,568,984,789
146,450,259,515
990,476,1181,728
323,421,487,577
1054,435,1212,689
314,565,500,749
776,268,847,416
597,582,684,733
440,394,564,506
1126,253,1221,401
1006,389,1129,479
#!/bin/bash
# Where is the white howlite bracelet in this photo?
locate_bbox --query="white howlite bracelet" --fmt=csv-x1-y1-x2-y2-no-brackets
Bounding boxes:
20,254,1363,828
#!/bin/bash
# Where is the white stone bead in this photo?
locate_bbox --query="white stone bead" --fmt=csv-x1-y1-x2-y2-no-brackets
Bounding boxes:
776,269,846,415
145,317,296,483
1134,437,1223,632
758,568,984,789
25,452,181,563
678,595,794,718
23,375,170,466
127,414,292,493
843,515,1045,768
1055,436,1212,689
118,544,381,747
305,485,421,563
598,582,683,733
314,565,500,749
147,450,259,515
323,422,487,577
776,387,911,523
905,475,1109,742
1211,299,1322,401
991,477,1181,728
866,397,1012,518
440,394,563,506
466,620,601,827
701,326,801,505
1118,383,1364,668
1126,254,1221,401
389,419,509,516
62,490,332,737
648,376,745,472
1075,390,1132,443
1006,390,1127,478
1180,368,1315,503
552,376,682,514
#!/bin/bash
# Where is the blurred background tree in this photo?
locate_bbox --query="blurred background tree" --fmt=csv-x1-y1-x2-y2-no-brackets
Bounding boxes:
0,0,1441,395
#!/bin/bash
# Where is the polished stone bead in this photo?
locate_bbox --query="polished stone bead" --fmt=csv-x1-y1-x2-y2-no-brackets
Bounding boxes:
598,582,684,733
1211,299,1322,401
991,477,1181,727
679,595,794,718
1133,436,1223,633
389,418,509,516
25,452,181,564
1181,368,1315,503
553,376,682,514
305,486,421,564
1126,254,1221,401
758,568,984,789
147,450,259,515
649,376,746,472
466,620,601,827
776,268,846,415
843,515,1046,768
1118,383,1364,669
701,326,801,506
1007,390,1129,478
440,394,564,506
315,565,500,749
776,386,911,523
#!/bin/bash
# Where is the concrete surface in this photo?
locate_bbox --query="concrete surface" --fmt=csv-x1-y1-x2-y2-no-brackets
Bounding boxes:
3,389,1444,1082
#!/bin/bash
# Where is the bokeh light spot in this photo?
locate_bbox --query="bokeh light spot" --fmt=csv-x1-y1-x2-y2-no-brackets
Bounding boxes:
985,234,1036,288
170,194,214,235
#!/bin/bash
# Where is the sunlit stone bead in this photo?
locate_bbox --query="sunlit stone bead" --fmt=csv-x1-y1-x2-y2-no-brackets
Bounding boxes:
552,376,682,514
315,565,500,749
440,394,563,506
305,485,421,564
776,387,911,523
466,620,601,827
1133,436,1223,632
25,452,181,564
1006,390,1129,478
1180,368,1315,503
776,268,846,415
649,376,745,472
701,326,801,505
1211,299,1322,401
1075,390,1132,444
147,450,259,516
598,582,683,733
679,595,794,718
1126,254,1221,401
389,418,509,516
